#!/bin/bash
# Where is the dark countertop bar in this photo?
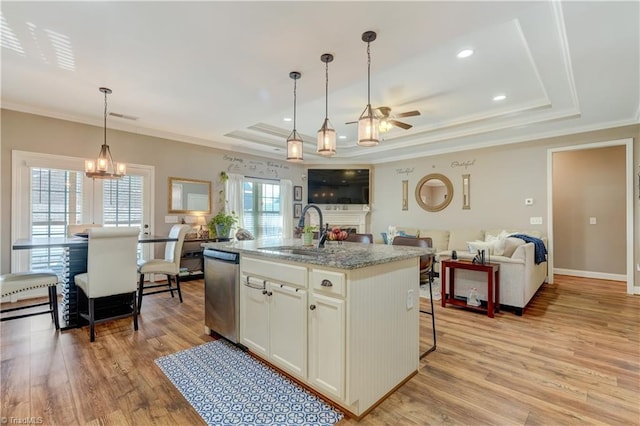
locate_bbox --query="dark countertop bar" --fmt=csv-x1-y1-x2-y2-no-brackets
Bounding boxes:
202,238,433,270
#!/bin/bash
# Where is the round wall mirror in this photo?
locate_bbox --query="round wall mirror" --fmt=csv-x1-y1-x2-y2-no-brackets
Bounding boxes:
415,173,454,212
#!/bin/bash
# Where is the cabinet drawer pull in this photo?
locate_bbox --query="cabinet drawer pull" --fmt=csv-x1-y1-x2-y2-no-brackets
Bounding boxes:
309,304,316,310
321,279,333,287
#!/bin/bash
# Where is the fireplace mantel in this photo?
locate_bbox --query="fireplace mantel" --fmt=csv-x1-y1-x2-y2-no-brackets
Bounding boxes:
308,209,369,233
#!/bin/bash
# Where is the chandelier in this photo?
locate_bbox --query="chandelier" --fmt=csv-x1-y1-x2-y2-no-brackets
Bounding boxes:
85,87,126,179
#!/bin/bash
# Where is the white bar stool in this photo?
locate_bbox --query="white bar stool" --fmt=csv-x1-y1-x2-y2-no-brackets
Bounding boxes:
0,271,60,329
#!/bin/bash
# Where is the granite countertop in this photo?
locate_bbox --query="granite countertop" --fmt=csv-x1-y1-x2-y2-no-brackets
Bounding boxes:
202,238,433,270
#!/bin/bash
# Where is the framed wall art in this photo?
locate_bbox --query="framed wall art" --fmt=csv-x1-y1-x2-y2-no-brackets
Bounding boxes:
294,203,302,218
294,185,303,201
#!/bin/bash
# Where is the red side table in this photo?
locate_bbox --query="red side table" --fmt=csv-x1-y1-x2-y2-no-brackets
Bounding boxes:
441,259,500,318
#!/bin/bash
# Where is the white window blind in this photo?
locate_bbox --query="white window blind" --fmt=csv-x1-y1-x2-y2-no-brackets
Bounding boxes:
30,168,84,274
243,178,282,238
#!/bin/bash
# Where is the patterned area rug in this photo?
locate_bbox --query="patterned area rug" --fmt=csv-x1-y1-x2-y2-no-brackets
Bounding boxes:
155,339,343,426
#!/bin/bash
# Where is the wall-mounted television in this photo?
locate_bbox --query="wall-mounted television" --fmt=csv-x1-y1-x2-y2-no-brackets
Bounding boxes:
307,169,370,204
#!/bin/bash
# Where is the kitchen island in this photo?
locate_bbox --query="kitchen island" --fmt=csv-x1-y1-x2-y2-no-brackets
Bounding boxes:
202,238,431,419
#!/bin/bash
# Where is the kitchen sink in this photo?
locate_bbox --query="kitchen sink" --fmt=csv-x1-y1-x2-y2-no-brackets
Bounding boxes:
257,246,323,256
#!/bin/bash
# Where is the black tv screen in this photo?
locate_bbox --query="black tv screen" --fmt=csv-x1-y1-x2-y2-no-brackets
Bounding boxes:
307,169,370,204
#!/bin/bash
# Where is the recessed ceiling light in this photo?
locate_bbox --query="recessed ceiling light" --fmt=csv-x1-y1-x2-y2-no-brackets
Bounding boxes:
493,94,506,101
338,135,347,140
457,49,474,58
283,117,292,122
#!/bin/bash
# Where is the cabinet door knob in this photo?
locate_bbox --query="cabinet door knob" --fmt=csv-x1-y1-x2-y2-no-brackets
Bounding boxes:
321,279,333,287
262,290,272,296
309,304,316,310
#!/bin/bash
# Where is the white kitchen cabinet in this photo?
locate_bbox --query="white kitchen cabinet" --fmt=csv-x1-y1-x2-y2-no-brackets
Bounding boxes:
239,275,269,357
239,271,307,380
308,291,345,400
269,283,307,378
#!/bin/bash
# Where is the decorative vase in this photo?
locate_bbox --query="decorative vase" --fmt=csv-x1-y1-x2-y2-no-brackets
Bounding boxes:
302,232,313,246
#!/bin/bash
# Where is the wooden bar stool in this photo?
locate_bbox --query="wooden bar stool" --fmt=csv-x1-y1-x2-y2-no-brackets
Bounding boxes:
0,271,60,329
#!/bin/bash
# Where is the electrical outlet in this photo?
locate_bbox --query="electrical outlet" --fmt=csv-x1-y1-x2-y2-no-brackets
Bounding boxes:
406,289,414,309
589,217,597,225
525,198,534,206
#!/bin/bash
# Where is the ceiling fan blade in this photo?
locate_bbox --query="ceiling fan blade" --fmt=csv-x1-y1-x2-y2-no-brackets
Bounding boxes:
389,119,412,130
345,120,357,125
395,110,421,118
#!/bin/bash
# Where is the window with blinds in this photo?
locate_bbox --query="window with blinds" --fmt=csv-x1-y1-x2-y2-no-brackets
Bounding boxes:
30,168,84,274
243,178,282,238
29,169,145,273
103,176,144,228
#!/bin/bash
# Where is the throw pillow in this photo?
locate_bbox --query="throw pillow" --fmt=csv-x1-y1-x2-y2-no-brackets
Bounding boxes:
467,240,495,254
484,230,509,256
502,237,525,257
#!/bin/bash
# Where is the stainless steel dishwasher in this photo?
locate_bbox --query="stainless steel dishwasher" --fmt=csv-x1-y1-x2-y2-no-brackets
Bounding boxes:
203,248,240,344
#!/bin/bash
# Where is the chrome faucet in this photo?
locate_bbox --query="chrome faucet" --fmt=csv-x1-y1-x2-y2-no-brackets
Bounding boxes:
297,204,328,248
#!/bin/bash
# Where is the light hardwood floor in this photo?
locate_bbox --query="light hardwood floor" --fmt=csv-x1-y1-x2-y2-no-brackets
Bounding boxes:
1,275,638,425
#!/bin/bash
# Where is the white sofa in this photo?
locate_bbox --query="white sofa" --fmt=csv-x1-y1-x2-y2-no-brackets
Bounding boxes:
395,228,548,315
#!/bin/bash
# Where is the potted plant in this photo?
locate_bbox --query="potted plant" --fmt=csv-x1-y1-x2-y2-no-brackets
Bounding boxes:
208,210,238,239
301,224,317,246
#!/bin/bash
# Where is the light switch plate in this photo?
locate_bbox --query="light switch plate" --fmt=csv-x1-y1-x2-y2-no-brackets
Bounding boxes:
165,215,178,224
589,217,597,225
530,216,543,225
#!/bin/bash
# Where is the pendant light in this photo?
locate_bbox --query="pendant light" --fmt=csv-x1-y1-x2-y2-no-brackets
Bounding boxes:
286,71,304,162
357,31,380,147
317,53,336,156
85,87,126,179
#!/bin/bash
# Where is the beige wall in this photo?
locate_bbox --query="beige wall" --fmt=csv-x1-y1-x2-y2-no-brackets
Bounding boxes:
371,125,639,281
2,109,638,284
1,109,305,272
553,146,626,274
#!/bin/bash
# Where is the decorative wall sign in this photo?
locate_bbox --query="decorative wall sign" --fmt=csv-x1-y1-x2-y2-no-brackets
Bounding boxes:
395,167,414,176
293,186,303,201
223,155,290,178
451,159,476,169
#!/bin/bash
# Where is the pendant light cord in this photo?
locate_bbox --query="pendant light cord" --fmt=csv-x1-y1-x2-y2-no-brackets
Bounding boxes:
325,60,329,120
103,89,108,145
367,40,371,107
293,77,297,132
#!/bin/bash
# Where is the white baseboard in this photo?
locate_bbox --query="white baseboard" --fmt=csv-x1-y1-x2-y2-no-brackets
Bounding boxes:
554,268,626,282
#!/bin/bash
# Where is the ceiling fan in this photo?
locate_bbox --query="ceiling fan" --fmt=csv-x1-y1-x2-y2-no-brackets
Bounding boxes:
376,106,420,131
345,106,421,131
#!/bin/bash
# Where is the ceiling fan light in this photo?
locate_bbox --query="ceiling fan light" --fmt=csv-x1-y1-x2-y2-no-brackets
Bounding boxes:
379,118,393,133
317,119,336,156
357,105,379,147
